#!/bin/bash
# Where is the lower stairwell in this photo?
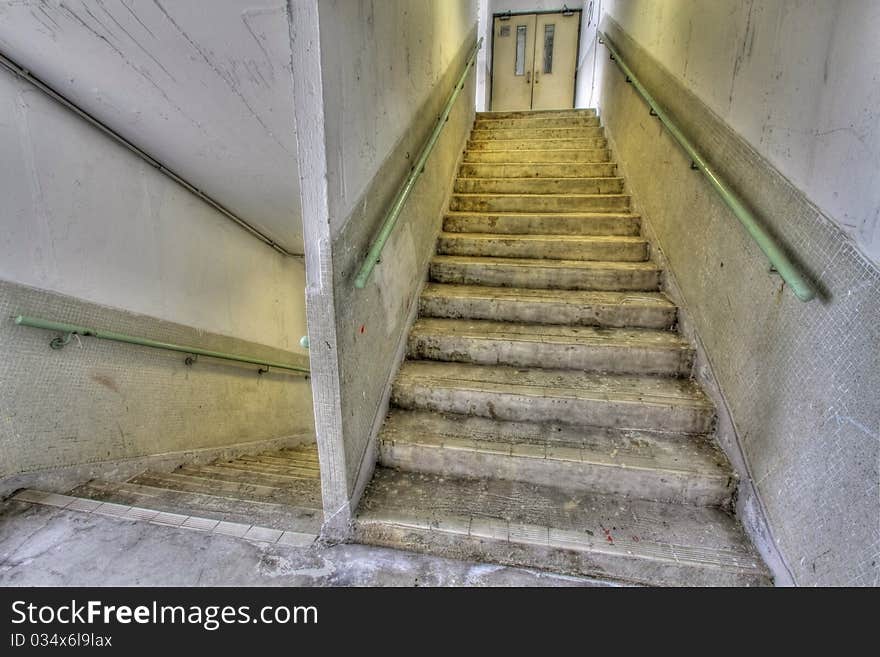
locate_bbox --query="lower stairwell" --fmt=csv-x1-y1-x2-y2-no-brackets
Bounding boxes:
356,108,771,586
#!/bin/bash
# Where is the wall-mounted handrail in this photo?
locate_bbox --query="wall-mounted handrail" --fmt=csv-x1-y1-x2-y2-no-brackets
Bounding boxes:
14,315,309,376
598,32,817,302
354,37,483,289
0,50,294,257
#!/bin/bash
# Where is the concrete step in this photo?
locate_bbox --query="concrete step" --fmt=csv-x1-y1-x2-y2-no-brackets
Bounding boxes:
420,283,676,329
477,108,597,119
443,211,639,236
467,137,607,151
407,318,693,375
378,410,733,505
475,115,600,129
391,361,714,433
429,256,661,291
458,162,617,179
450,193,630,213
129,470,322,508
471,126,605,140
453,177,625,195
356,468,770,586
437,232,647,262
68,479,322,533
463,149,611,163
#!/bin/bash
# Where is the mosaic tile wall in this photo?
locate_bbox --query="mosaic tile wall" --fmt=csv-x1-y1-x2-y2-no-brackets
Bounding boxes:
599,20,879,586
1,279,314,482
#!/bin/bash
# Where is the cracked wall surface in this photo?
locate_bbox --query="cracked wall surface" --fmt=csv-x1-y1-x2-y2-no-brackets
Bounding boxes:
600,0,880,266
596,14,879,586
0,0,304,253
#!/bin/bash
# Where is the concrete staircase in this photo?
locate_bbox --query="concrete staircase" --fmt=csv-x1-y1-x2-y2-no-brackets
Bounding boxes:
61,444,323,537
356,108,771,586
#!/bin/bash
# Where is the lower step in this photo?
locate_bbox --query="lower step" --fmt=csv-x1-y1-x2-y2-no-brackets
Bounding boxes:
420,283,676,329
429,256,661,291
356,468,770,587
391,361,715,433
436,233,647,262
443,211,640,236
450,193,630,213
69,480,322,533
407,318,693,375
378,410,734,505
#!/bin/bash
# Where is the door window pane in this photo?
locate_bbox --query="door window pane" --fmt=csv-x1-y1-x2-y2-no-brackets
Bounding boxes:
543,24,555,74
515,25,527,76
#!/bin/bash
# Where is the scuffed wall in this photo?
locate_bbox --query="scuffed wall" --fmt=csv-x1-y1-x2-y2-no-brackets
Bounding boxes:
291,0,478,533
0,0,304,253
0,65,313,481
596,16,879,586
601,0,880,265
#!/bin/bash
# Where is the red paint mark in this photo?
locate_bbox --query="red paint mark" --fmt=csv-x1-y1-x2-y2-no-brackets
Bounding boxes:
631,536,640,542
359,324,365,334
601,525,614,544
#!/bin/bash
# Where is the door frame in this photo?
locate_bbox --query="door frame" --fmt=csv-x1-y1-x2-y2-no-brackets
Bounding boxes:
488,7,583,111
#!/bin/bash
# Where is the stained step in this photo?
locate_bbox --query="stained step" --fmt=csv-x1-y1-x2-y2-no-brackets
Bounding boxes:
463,149,611,163
356,468,770,587
450,193,630,213
475,115,600,129
443,211,639,236
407,318,693,375
129,470,322,508
430,256,660,291
391,361,714,433
477,108,597,119
467,137,607,151
454,177,625,195
437,232,647,261
470,126,605,140
378,410,733,505
458,162,617,179
69,479,322,533
420,283,676,329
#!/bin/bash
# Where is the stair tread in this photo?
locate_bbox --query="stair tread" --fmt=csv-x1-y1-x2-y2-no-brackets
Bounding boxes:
395,360,711,409
381,409,730,478
440,232,644,243
445,211,637,219
69,480,322,532
452,192,629,198
358,467,768,581
410,317,688,349
431,255,657,270
422,283,673,306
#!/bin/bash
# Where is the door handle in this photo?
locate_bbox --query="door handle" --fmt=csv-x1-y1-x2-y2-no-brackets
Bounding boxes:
526,71,531,83
535,71,540,84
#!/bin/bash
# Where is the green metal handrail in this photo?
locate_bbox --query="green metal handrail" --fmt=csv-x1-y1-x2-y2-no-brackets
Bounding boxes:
598,32,817,302
354,36,483,289
14,315,309,376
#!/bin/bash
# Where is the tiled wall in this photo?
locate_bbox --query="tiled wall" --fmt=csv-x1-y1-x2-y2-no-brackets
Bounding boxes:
598,19,879,586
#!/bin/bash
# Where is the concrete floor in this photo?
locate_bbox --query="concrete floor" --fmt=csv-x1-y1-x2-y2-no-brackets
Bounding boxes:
0,501,608,587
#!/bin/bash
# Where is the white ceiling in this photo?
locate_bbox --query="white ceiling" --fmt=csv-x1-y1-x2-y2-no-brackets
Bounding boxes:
0,0,303,254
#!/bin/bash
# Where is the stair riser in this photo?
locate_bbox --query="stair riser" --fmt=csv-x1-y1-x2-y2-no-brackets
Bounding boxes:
468,138,607,151
450,195,630,213
355,522,768,587
464,149,611,163
454,178,625,195
378,441,730,505
391,383,713,433
419,295,675,329
478,109,596,119
437,236,646,261
458,163,617,179
443,213,639,236
471,127,604,140
429,260,661,291
475,116,600,129
406,334,693,375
